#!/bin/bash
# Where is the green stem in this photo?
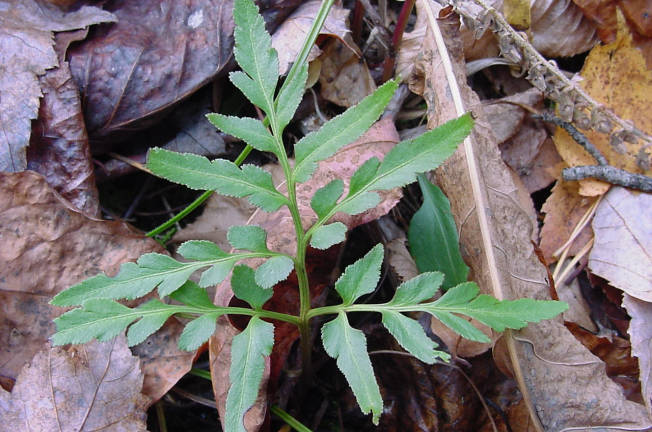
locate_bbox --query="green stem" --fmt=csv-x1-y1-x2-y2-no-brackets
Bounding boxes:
174,305,301,325
189,367,212,381
146,145,254,237
306,302,439,320
279,0,335,99
270,0,336,378
218,306,301,325
270,405,313,432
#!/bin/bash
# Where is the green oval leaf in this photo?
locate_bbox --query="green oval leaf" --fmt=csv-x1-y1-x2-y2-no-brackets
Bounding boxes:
408,174,468,290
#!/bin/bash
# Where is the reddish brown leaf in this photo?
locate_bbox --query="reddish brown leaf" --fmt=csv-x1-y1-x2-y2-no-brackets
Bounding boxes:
623,294,652,414
319,38,376,108
0,336,148,431
68,0,301,140
540,179,596,263
0,171,193,403
0,0,115,172
27,30,100,217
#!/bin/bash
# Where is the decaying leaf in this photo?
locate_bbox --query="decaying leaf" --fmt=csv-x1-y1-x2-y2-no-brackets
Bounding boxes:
528,0,600,56
0,336,148,431
589,186,652,301
386,238,419,283
572,0,651,51
483,88,544,144
209,118,403,430
0,0,115,172
271,0,351,75
27,30,99,217
557,277,598,332
411,1,651,429
553,17,652,196
482,88,562,193
68,0,300,140
0,171,193,403
319,38,376,108
519,137,564,193
540,179,596,263
96,90,228,180
623,294,652,415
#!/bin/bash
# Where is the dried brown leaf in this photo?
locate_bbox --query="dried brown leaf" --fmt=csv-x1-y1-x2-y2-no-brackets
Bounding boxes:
0,171,193,403
319,38,376,108
413,1,651,429
0,336,148,431
68,0,300,140
271,0,351,75
623,294,652,415
0,0,115,172
557,278,598,332
529,0,600,56
97,91,228,180
27,30,99,216
68,0,234,139
540,179,596,263
483,89,562,192
589,186,652,301
386,238,419,283
520,137,564,193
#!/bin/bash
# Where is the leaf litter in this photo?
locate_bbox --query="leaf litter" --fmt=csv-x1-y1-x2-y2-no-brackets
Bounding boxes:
0,171,194,404
2,0,652,430
410,0,651,429
0,336,148,431
0,0,115,172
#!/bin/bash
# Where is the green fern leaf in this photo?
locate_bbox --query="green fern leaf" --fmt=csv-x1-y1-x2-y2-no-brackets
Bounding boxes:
226,317,274,432
147,148,288,212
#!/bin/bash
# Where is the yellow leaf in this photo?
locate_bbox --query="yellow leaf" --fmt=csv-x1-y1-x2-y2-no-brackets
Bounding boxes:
504,0,531,30
553,11,652,196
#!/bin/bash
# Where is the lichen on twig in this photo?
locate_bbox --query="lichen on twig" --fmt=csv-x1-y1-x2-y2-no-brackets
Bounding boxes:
444,0,652,152
535,112,652,192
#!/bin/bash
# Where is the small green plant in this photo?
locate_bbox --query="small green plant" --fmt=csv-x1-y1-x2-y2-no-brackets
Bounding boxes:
51,0,567,430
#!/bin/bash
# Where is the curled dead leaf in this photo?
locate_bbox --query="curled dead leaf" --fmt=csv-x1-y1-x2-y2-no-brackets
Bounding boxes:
0,0,115,172
27,30,99,217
